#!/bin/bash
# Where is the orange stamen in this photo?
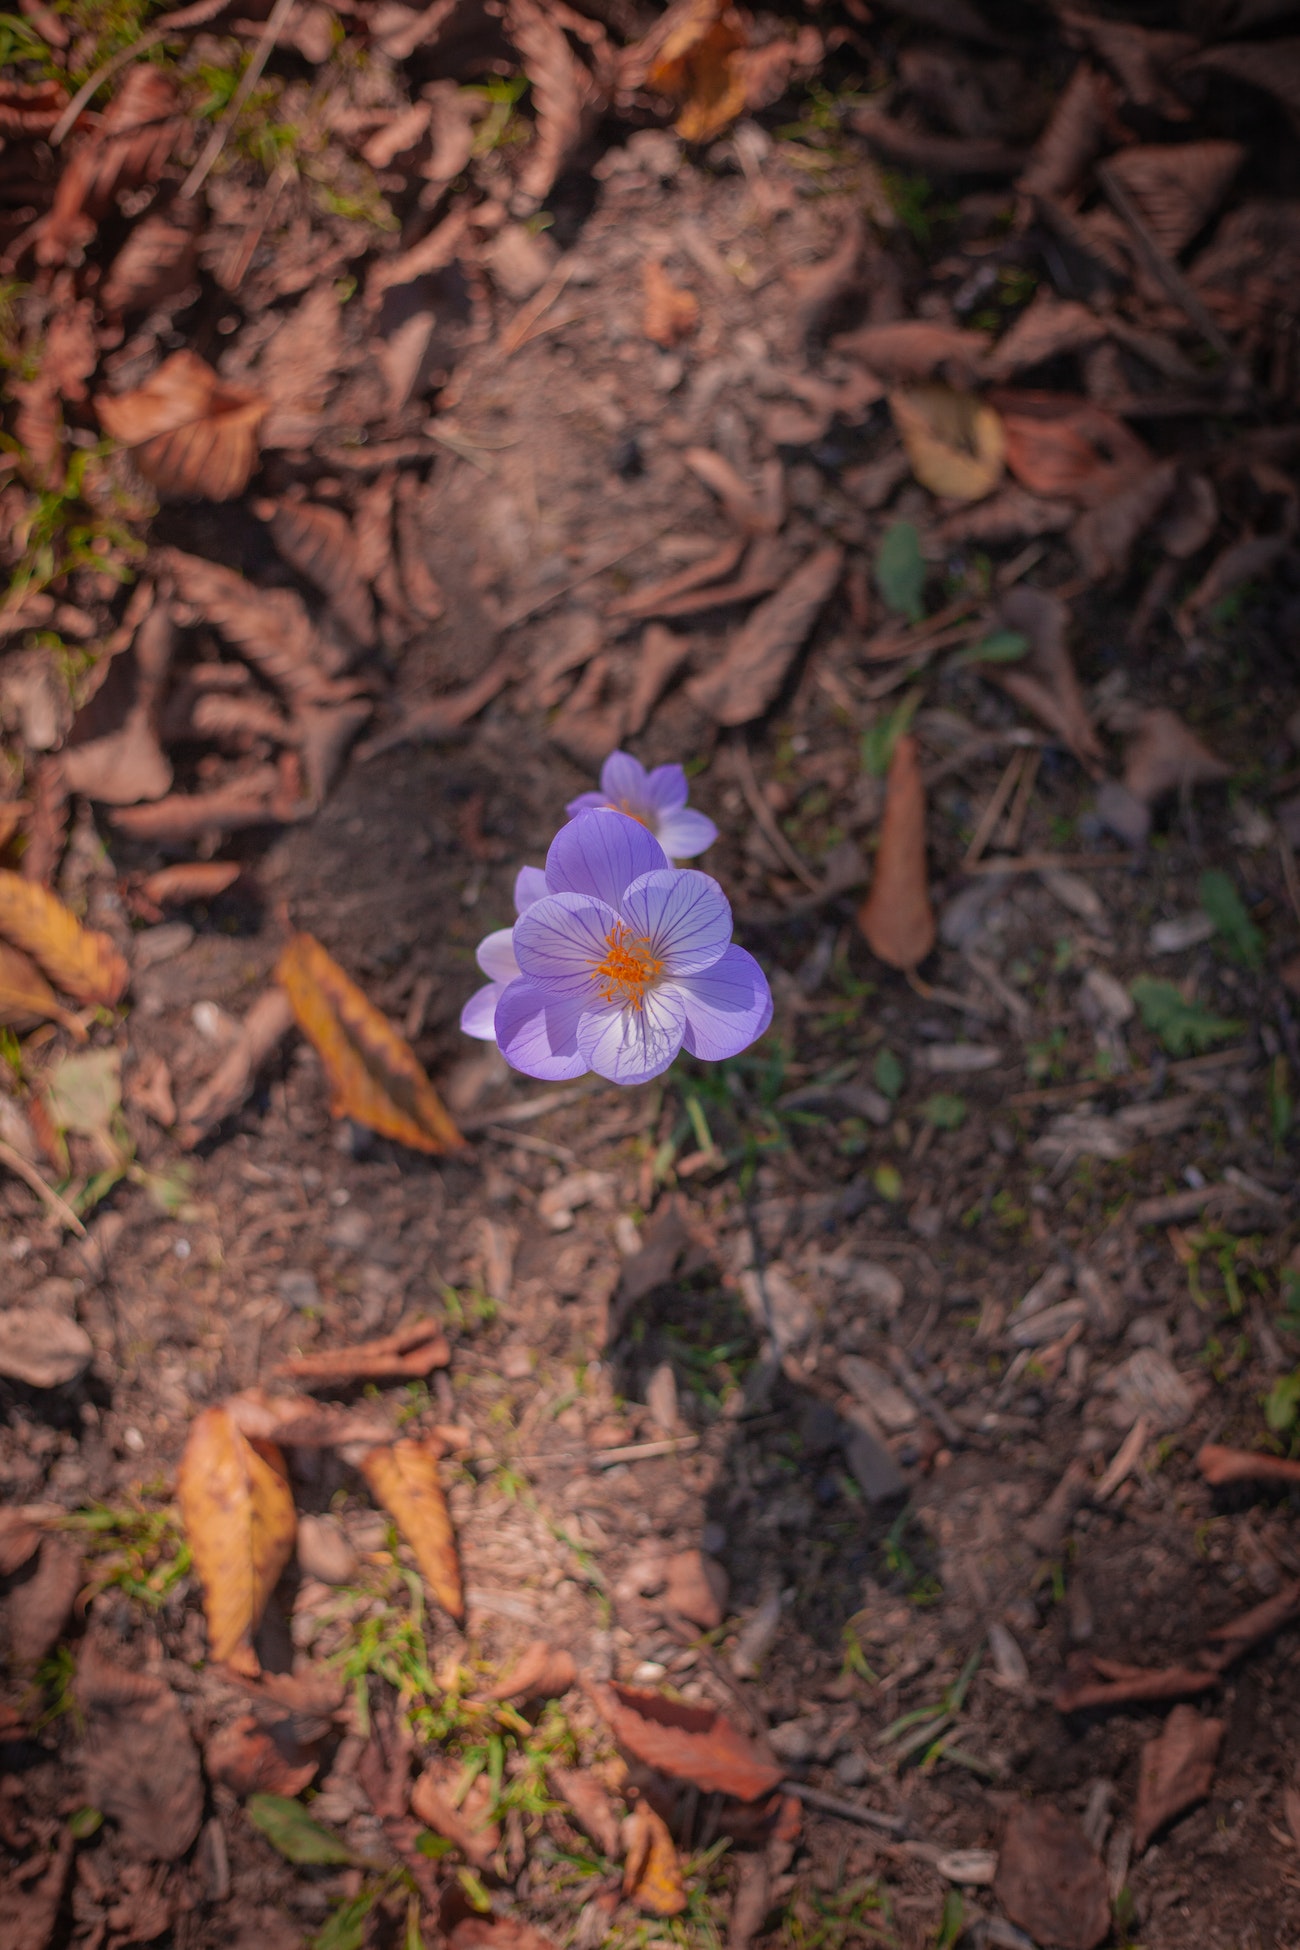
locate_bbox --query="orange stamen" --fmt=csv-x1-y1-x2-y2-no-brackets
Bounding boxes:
593,922,663,1010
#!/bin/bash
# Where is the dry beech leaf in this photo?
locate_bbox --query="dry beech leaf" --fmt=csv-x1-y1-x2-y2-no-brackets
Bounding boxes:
1123,707,1230,807
0,870,128,1005
1190,39,1300,126
1178,529,1294,631
623,1801,688,1917
204,1714,320,1799
483,1641,578,1704
547,1763,621,1857
275,1318,450,1386
175,1404,297,1674
223,1388,393,1452
981,293,1108,381
787,211,864,341
96,350,267,502
277,931,464,1154
588,1683,783,1801
77,1641,204,1862
255,284,346,445
688,544,842,726
1105,142,1244,258
9,1537,83,1666
1070,458,1177,583
262,499,377,647
890,384,1005,502
1017,62,1114,202
990,588,1102,774
176,985,294,1150
0,940,71,1032
994,1802,1109,1950
38,66,181,266
411,1762,500,1868
938,486,1074,545
833,319,989,379
642,260,699,348
0,78,69,137
648,0,748,143
100,197,202,317
507,0,606,206
360,1439,464,1621
994,390,1151,504
62,603,175,808
1134,1705,1223,1853
159,549,346,703
857,733,935,971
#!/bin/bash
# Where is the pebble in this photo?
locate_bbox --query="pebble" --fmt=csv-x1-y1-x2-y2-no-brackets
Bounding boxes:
843,1426,908,1508
1148,911,1215,955
834,1749,869,1787
838,1357,917,1432
501,1344,534,1381
767,1719,818,1765
132,922,194,970
296,1515,358,1587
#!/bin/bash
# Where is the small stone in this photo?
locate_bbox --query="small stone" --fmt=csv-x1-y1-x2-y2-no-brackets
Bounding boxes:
739,1265,813,1352
0,1308,93,1388
1081,966,1134,1027
133,922,194,970
296,1515,358,1587
843,1427,908,1508
834,1748,869,1787
1095,780,1151,848
838,1357,917,1432
501,1344,534,1381
662,1549,729,1630
767,1718,818,1765
326,1209,371,1251
1148,912,1215,955
645,1361,678,1434
632,1660,667,1684
278,1270,321,1312
1097,1347,1198,1431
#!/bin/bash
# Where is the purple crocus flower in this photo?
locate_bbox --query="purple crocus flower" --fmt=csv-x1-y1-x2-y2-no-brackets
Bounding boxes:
566,751,717,859
493,809,772,1084
460,865,549,1042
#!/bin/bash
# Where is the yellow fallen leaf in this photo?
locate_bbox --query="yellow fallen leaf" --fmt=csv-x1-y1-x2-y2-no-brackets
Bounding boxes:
0,940,83,1035
176,1405,296,1673
890,385,1005,503
360,1438,463,1621
649,0,748,144
0,871,129,1006
622,1801,687,1917
276,932,464,1155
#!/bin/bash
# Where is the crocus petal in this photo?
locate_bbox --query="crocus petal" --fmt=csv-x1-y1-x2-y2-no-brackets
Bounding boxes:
514,866,549,911
495,979,589,1080
513,892,616,994
460,983,504,1041
577,985,686,1084
620,869,733,976
654,806,719,859
564,790,608,820
545,807,668,908
598,751,648,808
677,945,774,1061
642,763,689,815
475,927,519,984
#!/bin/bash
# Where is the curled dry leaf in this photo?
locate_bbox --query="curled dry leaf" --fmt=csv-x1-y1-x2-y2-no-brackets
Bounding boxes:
176,1404,297,1673
0,1509,43,1576
100,195,201,317
0,78,69,137
938,485,1074,544
547,1763,621,1858
205,1714,320,1799
833,319,988,380
275,1317,450,1386
1104,142,1244,258
1054,1657,1218,1713
277,932,464,1155
1134,1705,1223,1853
787,211,864,341
1017,62,1114,201
223,1387,394,1452
857,733,935,971
688,544,842,726
684,448,781,535
990,587,1103,773
623,1801,688,1917
96,350,267,502
1122,707,1230,806
643,260,700,347
137,861,242,910
981,292,1108,380
994,1801,1109,1950
255,284,346,445
8,1537,83,1666
449,1918,559,1950
360,1439,464,1621
890,384,1005,502
1070,457,1177,583
77,1641,204,1861
62,603,174,806
1196,1443,1300,1488
995,391,1151,504
483,1641,578,1704
588,1683,783,1802
0,870,128,1005
110,769,287,845
507,0,607,206
648,0,748,144
262,500,377,647
0,940,71,1032
38,66,181,266
160,549,345,701
176,985,294,1150
0,1830,72,1950
411,1761,499,1868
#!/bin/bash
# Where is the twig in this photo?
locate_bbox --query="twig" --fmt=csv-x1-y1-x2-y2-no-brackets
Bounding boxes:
590,1435,700,1468
731,737,820,892
457,1081,603,1133
1279,831,1300,929
963,749,1026,869
478,1126,577,1166
1096,161,1233,363
0,1139,86,1236
963,851,1134,875
780,1782,909,1838
1001,746,1041,852
498,261,576,357
51,0,236,145
180,0,299,200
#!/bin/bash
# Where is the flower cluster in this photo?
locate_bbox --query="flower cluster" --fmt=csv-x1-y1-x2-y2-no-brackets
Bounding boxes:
461,753,772,1086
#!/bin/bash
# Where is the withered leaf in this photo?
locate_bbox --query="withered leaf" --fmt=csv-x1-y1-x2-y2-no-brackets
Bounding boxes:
262,499,376,647
1190,39,1300,125
411,1760,499,1868
507,0,607,206
0,1831,72,1950
100,197,201,317
688,544,842,726
787,211,864,341
8,1537,83,1666
1017,62,1114,202
684,449,782,536
0,1509,43,1577
647,0,748,143
1134,1705,1223,1853
360,1439,464,1620
989,587,1102,774
1054,1657,1218,1713
857,733,935,971
0,871,128,1005
1122,707,1230,806
833,319,988,380
1070,458,1177,583
643,261,699,348
982,292,1108,380
483,1641,578,1704
160,549,344,702
255,284,346,446
1105,142,1244,258
0,940,70,1032
890,384,1005,502
62,603,175,808
994,1802,1109,1950
449,1919,559,1950
224,1388,393,1451
77,1641,203,1861
938,485,1074,544
137,861,242,911
588,1683,783,1802
176,1404,297,1673
96,350,267,502
995,390,1151,504
1178,529,1293,632
110,769,286,845
205,1714,320,1799
1196,1443,1300,1488
623,1801,687,1917
0,78,69,137
177,984,294,1150
547,1763,621,1857
275,1317,450,1386
277,931,464,1155
38,67,181,267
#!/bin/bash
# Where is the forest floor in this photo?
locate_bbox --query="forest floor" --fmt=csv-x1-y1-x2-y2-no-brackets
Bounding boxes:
3,4,1300,1949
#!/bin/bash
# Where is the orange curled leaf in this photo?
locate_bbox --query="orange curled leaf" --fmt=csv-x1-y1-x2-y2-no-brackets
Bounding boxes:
588,1682,783,1802
0,870,128,1005
276,932,464,1154
176,1405,296,1673
360,1439,463,1620
623,1801,687,1916
643,261,699,347
482,1641,578,1704
275,1318,451,1386
648,0,748,143
96,349,267,502
857,734,935,971
1196,1442,1300,1488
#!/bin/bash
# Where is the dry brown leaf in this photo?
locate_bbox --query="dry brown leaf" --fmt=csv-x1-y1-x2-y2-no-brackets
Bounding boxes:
737,24,822,114
994,1802,1109,1950
1178,529,1294,631
110,770,287,844
643,260,700,348
1190,38,1300,125
0,870,128,1005
96,350,267,502
256,284,346,445
994,390,1151,504
623,1801,687,1917
37,67,181,267
547,1763,621,1857
623,623,693,733
981,293,1108,381
0,1830,72,1947
890,384,1005,502
1106,142,1244,258
648,0,748,143
833,319,988,380
588,1683,783,1802
62,603,174,807
0,1509,43,1576
175,986,294,1149
224,1388,393,1451
160,549,344,702
175,1404,297,1674
360,1439,464,1620
8,1537,82,1667
0,77,69,137
262,499,376,647
507,0,607,206
0,940,68,1031
684,449,782,535
483,1641,578,1704
938,486,1074,544
1017,62,1114,201
688,544,842,726
100,197,201,317
136,862,242,912
42,300,97,406
411,1761,500,1867
0,1307,93,1388
787,211,864,341
1134,1705,1223,1853
1196,1443,1300,1488
990,587,1102,773
204,1714,320,1799
275,1318,450,1385
1122,707,1230,806
1060,10,1195,119
1070,457,1178,583
857,733,935,971
277,931,463,1155
849,100,1027,176
77,1642,204,1861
